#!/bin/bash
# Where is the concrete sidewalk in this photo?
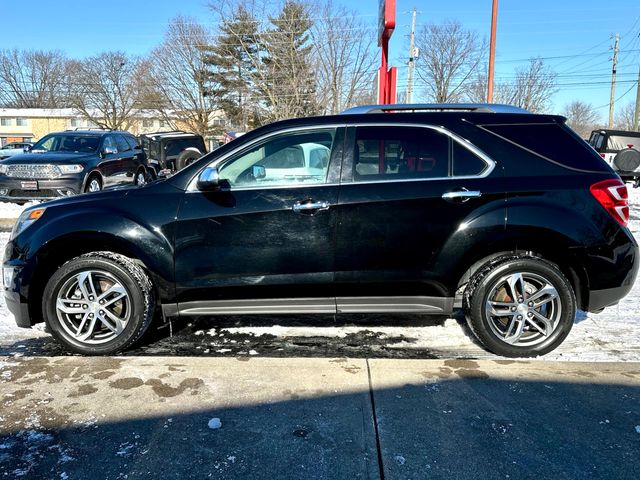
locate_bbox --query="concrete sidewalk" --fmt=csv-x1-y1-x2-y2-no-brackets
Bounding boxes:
1,357,639,479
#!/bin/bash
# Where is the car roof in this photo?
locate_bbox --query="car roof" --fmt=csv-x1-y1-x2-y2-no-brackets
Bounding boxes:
341,103,531,115
57,130,132,136
140,131,201,140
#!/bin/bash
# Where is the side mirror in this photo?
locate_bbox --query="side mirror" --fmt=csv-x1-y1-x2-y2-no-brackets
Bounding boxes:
252,165,266,180
197,166,221,191
23,145,32,153
101,146,117,158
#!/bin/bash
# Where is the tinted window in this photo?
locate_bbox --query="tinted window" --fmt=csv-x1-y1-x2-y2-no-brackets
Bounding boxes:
354,126,449,180
102,136,117,151
452,142,487,176
482,123,606,170
115,135,130,152
124,135,140,150
219,129,335,188
32,134,99,153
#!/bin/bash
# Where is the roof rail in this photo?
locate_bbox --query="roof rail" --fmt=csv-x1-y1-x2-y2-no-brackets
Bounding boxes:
140,130,188,136
340,103,530,115
65,127,112,132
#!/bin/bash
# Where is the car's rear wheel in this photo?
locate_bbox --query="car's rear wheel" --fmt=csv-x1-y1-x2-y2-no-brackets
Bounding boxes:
464,256,576,357
84,175,102,193
42,252,155,355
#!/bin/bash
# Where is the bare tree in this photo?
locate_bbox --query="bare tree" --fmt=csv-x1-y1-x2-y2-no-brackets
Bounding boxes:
310,0,377,114
507,58,557,113
0,49,68,108
414,20,486,103
66,51,140,130
614,102,637,131
563,100,602,138
465,66,513,104
143,16,219,137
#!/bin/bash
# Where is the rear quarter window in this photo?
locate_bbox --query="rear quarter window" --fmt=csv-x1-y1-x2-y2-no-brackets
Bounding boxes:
480,123,608,171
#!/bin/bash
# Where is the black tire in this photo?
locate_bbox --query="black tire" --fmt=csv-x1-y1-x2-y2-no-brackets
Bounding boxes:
464,255,576,357
42,252,155,355
175,148,202,170
613,148,640,173
84,174,102,193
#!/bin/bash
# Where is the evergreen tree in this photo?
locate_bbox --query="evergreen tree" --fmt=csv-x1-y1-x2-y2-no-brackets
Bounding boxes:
205,7,260,131
258,1,318,121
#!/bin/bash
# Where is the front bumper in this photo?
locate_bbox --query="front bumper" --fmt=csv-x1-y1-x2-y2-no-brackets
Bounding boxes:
3,263,32,328
0,175,84,201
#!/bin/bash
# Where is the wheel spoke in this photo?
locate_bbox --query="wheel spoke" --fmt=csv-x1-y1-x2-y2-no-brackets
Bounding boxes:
487,300,516,317
529,283,559,307
77,271,98,300
56,298,86,315
97,284,126,304
506,273,525,301
75,312,91,336
531,310,553,335
503,317,525,344
77,315,99,341
100,309,125,335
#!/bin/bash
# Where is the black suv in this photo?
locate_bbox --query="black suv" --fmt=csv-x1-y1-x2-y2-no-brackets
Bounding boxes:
3,104,638,357
139,131,207,174
0,130,149,201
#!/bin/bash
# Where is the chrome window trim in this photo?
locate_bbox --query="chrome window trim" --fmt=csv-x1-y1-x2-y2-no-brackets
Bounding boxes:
186,122,496,192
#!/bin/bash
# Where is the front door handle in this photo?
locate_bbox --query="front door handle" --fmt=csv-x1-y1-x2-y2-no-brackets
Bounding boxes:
442,188,482,203
292,200,331,215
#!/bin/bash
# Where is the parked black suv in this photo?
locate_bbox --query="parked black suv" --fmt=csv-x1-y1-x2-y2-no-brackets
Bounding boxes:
0,130,149,201
3,104,638,356
139,131,207,174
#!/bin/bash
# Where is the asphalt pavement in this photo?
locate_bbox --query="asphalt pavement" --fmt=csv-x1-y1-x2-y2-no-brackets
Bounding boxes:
1,356,639,479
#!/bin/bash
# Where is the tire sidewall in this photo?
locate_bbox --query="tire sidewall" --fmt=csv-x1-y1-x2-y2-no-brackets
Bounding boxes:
468,258,576,357
43,257,146,355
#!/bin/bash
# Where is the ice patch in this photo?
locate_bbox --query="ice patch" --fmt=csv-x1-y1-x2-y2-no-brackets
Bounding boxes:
635,425,640,434
208,418,222,429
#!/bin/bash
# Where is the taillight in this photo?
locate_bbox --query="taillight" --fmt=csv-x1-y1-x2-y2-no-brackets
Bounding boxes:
590,179,629,227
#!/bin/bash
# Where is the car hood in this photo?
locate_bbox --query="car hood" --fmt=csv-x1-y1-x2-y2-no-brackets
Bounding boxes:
1,152,95,164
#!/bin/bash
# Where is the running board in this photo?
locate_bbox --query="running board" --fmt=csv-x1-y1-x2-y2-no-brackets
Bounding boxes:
164,296,454,317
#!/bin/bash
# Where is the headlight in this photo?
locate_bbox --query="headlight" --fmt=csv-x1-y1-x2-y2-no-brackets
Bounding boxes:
56,164,83,174
11,207,46,239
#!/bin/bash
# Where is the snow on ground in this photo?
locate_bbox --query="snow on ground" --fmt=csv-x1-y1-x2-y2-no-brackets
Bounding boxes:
0,187,639,360
0,201,38,220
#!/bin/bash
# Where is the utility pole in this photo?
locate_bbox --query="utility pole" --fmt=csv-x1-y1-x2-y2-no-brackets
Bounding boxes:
608,33,619,128
487,0,499,103
634,65,640,131
406,8,417,104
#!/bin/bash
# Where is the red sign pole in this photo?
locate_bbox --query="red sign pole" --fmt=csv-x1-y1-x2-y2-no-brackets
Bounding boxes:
378,0,396,104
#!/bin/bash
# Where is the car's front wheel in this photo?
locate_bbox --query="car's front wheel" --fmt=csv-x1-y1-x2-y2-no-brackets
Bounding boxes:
42,252,155,355
464,256,576,357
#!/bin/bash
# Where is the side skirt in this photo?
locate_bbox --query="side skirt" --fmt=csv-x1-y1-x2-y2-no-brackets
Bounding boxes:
162,296,454,317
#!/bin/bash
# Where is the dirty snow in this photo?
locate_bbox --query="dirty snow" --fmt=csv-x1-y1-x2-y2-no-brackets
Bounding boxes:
0,187,639,361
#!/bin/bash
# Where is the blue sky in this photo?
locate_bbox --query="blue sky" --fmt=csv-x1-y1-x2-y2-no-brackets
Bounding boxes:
3,0,639,120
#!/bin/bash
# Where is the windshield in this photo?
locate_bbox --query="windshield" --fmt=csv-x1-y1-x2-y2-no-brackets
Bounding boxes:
32,134,100,153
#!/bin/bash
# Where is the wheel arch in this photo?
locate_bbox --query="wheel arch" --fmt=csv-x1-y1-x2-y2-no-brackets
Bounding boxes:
452,233,589,311
26,230,172,326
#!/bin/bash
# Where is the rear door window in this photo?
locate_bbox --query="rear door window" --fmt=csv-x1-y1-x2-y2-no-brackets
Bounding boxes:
352,126,489,181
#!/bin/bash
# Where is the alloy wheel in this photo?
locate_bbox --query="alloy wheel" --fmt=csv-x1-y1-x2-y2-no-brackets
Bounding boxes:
88,178,101,192
484,271,562,347
55,270,131,344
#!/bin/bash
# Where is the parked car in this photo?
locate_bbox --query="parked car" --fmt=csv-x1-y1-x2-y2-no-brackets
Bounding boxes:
3,104,638,356
0,142,33,160
588,129,640,186
139,131,207,174
0,130,149,202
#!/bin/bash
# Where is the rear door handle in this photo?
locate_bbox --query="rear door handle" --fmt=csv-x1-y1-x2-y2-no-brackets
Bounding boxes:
292,200,331,215
442,189,482,203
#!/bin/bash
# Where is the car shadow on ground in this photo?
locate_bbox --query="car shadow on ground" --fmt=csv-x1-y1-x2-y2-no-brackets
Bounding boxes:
0,365,638,480
0,311,486,359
